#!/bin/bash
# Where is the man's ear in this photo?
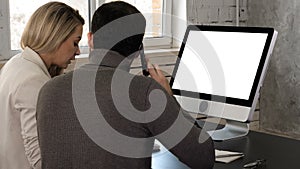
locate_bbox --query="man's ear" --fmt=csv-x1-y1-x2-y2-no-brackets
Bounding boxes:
87,32,94,50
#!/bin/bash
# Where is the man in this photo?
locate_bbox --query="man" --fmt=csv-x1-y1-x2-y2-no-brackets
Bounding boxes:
36,1,215,169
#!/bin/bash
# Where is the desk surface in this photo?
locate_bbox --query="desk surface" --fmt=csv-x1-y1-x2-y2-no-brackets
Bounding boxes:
152,126,300,169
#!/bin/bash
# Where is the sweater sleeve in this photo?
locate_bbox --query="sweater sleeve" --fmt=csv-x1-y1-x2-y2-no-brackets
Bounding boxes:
145,81,215,169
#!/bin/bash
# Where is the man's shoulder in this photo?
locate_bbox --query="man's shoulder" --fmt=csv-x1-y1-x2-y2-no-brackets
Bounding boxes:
40,71,74,95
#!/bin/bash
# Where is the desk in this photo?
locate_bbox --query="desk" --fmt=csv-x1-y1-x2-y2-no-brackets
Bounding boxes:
152,126,300,169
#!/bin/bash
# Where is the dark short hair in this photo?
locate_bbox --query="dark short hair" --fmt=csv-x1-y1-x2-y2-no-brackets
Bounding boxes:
91,1,146,57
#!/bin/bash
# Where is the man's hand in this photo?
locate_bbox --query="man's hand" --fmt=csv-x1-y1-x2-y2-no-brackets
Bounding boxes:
148,64,173,95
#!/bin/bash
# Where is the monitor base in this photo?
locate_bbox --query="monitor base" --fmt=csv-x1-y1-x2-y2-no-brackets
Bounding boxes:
207,120,249,141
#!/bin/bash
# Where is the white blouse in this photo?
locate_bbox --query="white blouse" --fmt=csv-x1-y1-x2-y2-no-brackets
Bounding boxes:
0,47,51,169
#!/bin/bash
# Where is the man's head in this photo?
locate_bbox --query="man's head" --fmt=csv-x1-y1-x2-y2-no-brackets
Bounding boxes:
88,1,146,57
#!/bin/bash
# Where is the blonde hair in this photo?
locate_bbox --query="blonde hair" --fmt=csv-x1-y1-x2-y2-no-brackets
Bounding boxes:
21,1,84,54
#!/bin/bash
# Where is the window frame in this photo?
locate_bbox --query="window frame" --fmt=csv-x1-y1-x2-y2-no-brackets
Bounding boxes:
0,0,176,60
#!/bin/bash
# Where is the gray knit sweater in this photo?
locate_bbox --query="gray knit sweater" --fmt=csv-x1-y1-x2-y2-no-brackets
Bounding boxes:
36,50,215,169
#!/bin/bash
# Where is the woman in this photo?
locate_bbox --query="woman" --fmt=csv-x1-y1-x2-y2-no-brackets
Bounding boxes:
0,2,84,169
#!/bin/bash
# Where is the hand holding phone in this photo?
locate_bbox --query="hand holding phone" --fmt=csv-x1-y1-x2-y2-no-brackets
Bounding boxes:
148,64,173,95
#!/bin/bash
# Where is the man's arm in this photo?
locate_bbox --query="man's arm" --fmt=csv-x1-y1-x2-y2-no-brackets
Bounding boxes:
147,62,215,168
144,82,215,168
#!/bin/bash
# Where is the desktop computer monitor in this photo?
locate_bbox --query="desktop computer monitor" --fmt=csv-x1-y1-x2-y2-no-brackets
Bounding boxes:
170,25,277,141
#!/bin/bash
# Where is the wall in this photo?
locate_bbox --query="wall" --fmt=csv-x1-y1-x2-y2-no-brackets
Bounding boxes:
172,0,187,47
187,0,248,26
247,0,300,139
0,0,10,60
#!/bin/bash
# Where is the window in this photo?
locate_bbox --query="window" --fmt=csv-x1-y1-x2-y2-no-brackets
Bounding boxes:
3,0,173,59
103,0,163,38
9,0,89,51
95,0,172,48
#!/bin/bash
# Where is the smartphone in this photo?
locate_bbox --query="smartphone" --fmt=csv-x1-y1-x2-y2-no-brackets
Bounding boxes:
140,44,150,76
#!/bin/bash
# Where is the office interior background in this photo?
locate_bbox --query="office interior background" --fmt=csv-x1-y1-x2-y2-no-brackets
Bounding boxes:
188,0,300,140
0,0,299,140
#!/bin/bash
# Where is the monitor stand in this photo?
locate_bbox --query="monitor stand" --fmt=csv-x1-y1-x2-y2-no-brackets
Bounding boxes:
207,120,249,141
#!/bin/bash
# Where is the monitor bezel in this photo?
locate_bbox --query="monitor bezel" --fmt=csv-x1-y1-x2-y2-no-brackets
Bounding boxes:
170,25,275,107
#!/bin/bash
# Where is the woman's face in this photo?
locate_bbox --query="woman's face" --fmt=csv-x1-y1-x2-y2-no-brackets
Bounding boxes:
52,25,83,69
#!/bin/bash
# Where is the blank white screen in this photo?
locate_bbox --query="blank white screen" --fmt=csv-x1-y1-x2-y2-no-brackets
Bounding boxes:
173,31,268,100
